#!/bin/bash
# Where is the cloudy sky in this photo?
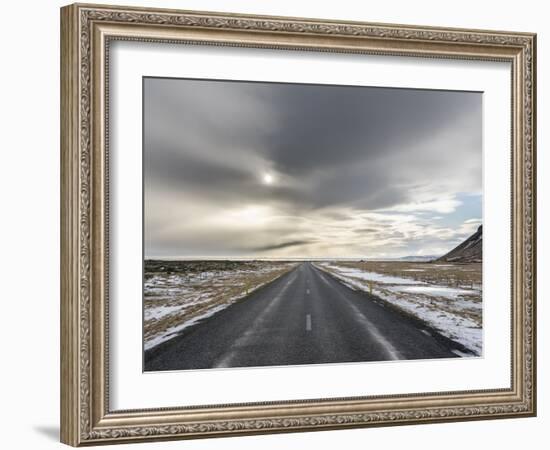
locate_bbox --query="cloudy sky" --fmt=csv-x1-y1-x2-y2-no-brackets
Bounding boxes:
144,77,482,259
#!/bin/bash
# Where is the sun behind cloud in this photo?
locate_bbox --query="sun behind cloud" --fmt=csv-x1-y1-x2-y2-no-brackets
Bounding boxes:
262,173,274,185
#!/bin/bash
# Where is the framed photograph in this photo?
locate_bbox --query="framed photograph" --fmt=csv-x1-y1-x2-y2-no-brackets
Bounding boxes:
60,3,536,446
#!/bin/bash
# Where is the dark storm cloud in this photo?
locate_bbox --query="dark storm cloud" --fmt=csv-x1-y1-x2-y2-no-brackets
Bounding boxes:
144,77,482,258
250,240,315,252
262,84,475,175
353,228,381,234
145,145,255,193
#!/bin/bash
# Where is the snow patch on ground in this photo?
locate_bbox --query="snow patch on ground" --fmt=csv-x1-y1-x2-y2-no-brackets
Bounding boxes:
321,265,423,285
144,304,228,351
316,263,482,355
144,305,183,321
390,285,473,298
144,262,296,351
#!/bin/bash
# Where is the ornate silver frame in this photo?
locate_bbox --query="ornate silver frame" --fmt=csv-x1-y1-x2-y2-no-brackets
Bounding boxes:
60,3,536,446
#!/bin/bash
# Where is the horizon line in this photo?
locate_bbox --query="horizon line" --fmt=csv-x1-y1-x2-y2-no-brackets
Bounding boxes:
144,255,440,261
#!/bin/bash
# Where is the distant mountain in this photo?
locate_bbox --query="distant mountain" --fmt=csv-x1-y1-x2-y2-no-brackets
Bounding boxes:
438,225,482,263
396,255,438,262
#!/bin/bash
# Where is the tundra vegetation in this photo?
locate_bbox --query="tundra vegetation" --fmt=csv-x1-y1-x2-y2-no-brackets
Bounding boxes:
144,260,297,350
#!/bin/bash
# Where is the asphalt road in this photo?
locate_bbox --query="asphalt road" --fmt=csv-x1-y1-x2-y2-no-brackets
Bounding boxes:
145,262,462,371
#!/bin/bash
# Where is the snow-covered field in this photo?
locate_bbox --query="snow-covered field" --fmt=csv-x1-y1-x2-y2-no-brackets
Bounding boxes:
144,261,297,350
315,261,482,355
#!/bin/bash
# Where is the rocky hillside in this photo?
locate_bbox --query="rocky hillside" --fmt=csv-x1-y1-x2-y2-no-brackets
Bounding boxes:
438,225,482,263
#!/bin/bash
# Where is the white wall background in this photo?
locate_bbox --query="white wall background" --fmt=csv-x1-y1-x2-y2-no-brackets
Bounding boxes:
0,0,546,449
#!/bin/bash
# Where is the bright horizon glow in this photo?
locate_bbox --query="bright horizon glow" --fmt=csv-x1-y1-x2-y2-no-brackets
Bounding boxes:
222,205,272,227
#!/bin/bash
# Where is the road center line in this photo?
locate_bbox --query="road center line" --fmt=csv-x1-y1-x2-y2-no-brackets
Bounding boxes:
306,288,310,295
306,314,312,331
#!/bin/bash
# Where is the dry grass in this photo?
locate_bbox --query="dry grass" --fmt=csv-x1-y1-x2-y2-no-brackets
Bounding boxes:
317,261,483,353
144,261,297,348
337,261,482,290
